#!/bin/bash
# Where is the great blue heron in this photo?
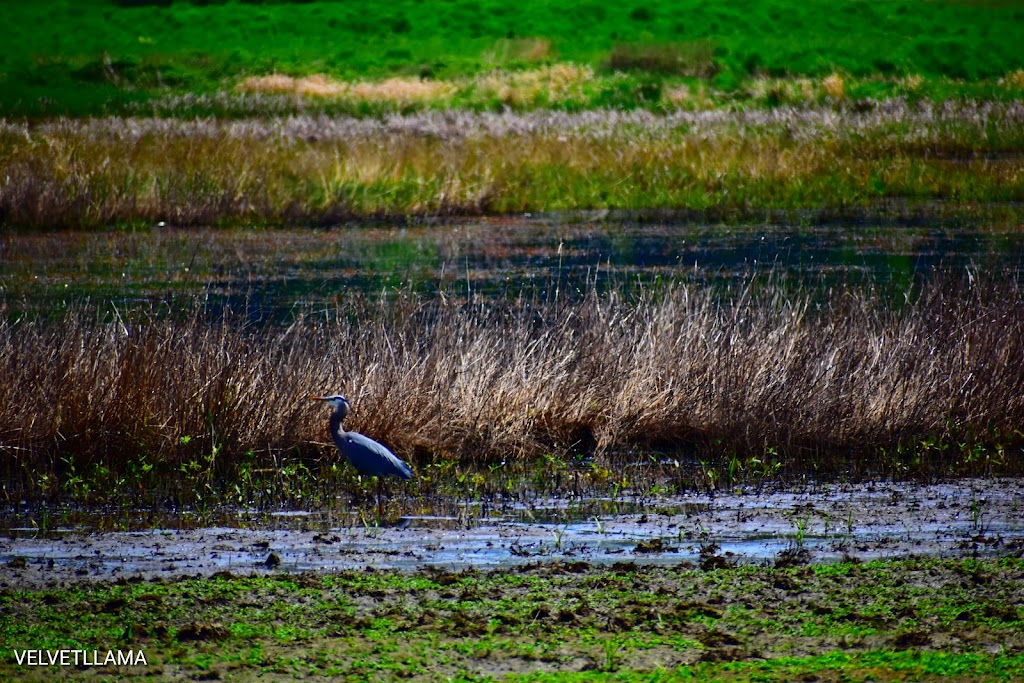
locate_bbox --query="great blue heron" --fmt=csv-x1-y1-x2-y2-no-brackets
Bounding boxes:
309,394,414,480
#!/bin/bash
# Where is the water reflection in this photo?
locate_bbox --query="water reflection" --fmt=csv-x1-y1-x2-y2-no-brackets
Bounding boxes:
2,216,1022,322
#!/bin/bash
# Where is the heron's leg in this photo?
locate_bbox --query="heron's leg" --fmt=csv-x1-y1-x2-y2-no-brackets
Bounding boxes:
354,474,367,508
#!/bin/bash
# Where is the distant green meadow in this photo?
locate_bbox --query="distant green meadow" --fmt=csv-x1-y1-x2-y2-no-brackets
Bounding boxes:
3,0,1023,116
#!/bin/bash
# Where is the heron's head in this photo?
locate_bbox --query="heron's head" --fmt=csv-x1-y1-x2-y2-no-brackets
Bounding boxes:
309,394,351,417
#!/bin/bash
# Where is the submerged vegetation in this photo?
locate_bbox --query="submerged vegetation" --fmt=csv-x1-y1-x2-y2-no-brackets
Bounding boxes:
2,275,1022,508
2,102,1023,229
2,558,1022,681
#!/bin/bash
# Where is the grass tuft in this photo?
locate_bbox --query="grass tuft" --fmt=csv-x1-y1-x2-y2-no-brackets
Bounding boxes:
237,73,458,105
822,72,846,100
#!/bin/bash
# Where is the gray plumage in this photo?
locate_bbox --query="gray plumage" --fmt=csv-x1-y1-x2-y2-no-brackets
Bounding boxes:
309,394,413,480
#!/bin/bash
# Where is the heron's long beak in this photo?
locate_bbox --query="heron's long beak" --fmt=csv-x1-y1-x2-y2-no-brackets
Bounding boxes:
308,395,327,402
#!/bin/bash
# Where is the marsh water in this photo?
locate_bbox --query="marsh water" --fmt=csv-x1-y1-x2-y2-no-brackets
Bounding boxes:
3,214,1023,321
3,216,1024,582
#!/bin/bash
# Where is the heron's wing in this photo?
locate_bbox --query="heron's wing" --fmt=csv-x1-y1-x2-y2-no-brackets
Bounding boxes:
342,431,414,480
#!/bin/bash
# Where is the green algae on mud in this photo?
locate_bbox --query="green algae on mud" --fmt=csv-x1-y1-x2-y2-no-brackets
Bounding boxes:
1,558,1022,681
511,651,1024,682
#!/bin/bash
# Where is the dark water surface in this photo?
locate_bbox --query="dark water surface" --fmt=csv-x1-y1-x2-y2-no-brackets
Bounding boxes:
2,216,1022,321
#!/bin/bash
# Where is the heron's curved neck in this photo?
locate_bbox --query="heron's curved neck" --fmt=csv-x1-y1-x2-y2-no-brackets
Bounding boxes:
329,409,347,438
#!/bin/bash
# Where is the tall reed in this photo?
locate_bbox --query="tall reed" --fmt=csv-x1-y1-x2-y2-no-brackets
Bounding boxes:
2,275,1022,505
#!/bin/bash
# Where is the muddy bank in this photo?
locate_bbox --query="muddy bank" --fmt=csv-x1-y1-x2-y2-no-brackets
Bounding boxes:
2,479,1022,589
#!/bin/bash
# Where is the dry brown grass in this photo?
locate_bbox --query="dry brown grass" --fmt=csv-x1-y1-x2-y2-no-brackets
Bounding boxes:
745,77,808,105
663,82,716,110
2,277,1022,504
348,77,458,105
822,72,846,100
1001,69,1024,90
237,73,301,95
237,73,456,104
237,61,595,110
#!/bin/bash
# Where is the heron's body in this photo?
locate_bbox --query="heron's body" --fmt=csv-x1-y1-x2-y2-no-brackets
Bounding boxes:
312,394,413,480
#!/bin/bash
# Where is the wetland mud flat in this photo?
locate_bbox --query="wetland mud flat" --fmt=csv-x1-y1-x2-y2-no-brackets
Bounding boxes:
2,481,1022,682
3,479,1021,589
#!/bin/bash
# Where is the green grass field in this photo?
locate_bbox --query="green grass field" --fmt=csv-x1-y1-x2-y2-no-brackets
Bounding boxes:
3,0,1023,116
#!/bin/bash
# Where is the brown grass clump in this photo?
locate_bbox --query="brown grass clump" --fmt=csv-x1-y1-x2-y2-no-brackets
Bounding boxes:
236,73,455,104
236,73,345,97
1000,69,1024,90
663,82,716,110
897,74,925,92
2,277,1023,505
236,73,298,95
293,74,348,98
348,77,457,105
822,72,846,100
745,77,817,105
